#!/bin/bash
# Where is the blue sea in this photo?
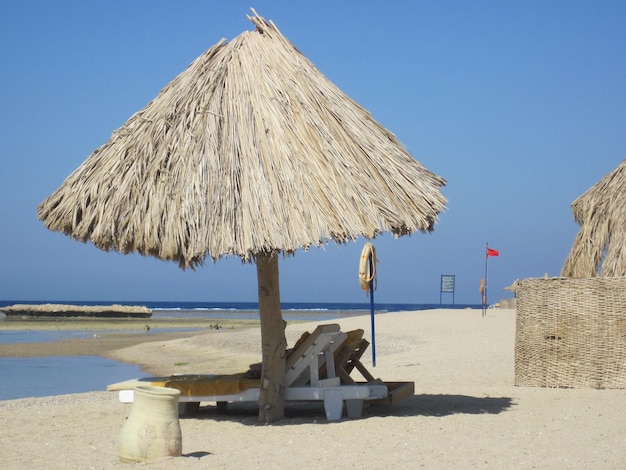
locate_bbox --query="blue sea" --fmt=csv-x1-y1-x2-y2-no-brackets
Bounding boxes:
0,300,479,400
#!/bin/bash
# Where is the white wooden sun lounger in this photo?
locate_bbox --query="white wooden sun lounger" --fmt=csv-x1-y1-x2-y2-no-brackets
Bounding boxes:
109,324,388,421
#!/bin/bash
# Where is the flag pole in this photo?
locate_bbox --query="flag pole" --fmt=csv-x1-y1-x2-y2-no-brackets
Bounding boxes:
483,244,499,316
483,242,489,317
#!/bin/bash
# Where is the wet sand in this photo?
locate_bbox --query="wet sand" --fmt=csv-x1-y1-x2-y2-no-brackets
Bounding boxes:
0,317,259,361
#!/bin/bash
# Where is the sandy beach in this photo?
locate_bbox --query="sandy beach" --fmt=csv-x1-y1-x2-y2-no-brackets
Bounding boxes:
1,308,625,469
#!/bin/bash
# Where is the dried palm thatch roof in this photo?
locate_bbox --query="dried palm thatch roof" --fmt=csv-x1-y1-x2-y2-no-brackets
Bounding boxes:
562,158,626,277
38,10,446,269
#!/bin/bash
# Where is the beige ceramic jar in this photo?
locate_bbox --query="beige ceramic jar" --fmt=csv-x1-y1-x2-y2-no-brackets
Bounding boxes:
117,385,183,463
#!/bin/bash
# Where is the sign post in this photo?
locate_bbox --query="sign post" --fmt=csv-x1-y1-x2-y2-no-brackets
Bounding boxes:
440,274,455,305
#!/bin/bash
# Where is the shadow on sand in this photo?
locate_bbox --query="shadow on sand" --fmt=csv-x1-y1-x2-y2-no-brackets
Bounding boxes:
184,393,514,425
389,393,515,417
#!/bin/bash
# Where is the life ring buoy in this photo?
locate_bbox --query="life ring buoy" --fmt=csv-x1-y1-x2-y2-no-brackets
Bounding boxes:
359,243,377,293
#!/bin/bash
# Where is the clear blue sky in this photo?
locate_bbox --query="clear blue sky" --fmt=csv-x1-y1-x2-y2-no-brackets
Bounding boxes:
1,1,624,304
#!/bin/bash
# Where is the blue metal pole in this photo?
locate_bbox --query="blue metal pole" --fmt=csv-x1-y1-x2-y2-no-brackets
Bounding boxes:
369,252,376,367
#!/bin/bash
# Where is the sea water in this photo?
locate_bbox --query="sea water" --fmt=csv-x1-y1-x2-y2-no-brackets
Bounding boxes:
0,356,143,400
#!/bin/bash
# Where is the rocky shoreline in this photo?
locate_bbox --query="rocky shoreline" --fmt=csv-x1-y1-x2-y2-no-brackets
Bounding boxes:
0,303,152,319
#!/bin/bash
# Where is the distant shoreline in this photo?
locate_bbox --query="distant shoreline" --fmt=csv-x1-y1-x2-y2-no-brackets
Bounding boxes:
0,315,260,331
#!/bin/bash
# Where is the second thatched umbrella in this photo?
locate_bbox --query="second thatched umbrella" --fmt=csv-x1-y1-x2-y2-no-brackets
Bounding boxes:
38,10,447,423
562,158,626,277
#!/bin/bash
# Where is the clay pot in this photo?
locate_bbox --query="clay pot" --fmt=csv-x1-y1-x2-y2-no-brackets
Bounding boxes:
117,385,183,463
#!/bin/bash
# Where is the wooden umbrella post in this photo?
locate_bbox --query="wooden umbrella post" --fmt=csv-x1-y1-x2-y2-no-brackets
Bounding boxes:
256,252,287,424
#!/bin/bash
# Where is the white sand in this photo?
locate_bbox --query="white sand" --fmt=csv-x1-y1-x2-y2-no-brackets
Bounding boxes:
1,308,624,469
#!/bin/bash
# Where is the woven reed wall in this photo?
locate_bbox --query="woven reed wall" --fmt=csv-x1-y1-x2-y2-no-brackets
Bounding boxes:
514,277,626,389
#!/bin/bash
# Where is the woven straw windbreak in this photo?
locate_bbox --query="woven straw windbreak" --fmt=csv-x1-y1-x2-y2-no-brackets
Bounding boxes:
514,277,626,389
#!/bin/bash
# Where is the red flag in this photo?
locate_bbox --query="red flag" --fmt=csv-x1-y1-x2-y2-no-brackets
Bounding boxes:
487,247,499,257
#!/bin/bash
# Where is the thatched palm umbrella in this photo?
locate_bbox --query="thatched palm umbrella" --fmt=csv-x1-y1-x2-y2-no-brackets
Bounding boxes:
38,10,446,423
562,158,626,277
